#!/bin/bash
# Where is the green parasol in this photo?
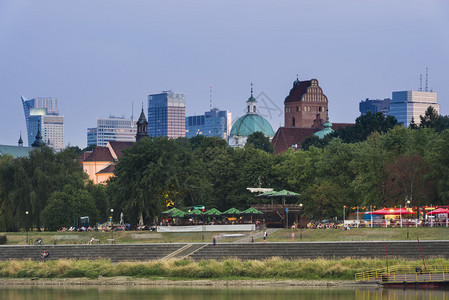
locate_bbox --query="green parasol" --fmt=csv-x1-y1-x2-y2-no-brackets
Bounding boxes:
241,207,264,215
161,207,184,216
185,208,204,217
204,208,222,216
171,210,186,218
265,189,301,205
222,207,242,216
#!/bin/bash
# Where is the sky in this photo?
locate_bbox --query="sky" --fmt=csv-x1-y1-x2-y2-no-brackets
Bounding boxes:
1,0,448,148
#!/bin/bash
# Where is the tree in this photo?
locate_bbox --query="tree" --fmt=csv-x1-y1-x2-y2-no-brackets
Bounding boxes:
301,134,334,150
383,154,435,206
419,106,439,129
108,137,207,225
41,185,99,231
246,131,274,153
334,112,398,143
419,106,449,132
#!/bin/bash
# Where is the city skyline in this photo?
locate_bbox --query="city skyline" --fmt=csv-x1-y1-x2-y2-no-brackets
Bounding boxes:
1,0,448,147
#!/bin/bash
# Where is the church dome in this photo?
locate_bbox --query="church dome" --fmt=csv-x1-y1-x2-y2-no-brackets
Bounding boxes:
314,117,334,139
230,114,275,137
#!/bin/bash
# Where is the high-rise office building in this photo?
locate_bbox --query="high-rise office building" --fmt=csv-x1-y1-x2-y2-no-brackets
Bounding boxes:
21,95,64,151
148,91,185,138
185,108,232,139
87,116,137,147
359,98,391,116
390,91,439,127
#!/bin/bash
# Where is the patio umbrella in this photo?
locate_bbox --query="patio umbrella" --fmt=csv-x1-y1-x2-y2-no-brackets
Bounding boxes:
241,207,264,215
185,208,204,217
204,208,222,216
171,210,186,218
265,189,301,205
367,208,414,215
367,209,391,215
161,207,184,216
427,208,449,215
241,207,264,222
255,190,277,198
222,207,242,216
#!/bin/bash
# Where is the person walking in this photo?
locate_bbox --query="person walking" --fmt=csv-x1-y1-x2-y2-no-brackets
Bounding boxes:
263,230,267,242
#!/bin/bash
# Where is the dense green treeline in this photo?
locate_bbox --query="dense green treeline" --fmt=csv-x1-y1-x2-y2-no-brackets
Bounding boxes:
109,124,449,225
0,148,108,232
2,108,449,230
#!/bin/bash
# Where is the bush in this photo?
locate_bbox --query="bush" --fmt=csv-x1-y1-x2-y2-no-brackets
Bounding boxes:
0,236,7,245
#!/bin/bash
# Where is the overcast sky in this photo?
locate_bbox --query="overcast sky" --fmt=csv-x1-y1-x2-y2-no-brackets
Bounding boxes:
1,0,448,148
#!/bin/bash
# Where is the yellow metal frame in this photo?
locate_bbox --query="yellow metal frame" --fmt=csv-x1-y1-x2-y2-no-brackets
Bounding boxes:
355,265,449,283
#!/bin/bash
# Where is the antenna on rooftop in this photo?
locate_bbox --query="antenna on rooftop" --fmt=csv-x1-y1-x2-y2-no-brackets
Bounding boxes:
419,74,422,91
210,84,213,110
425,67,429,92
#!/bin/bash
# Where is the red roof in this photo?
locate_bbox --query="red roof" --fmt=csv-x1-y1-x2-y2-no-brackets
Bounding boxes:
79,151,92,163
284,80,312,103
108,141,134,159
96,164,115,174
272,127,318,154
82,147,115,162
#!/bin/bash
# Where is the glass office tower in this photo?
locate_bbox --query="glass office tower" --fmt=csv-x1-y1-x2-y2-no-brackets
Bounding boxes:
87,116,136,147
390,91,439,127
148,91,185,138
21,95,64,151
185,108,232,139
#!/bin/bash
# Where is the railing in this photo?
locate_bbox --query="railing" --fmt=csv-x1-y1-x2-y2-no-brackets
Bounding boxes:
355,265,449,283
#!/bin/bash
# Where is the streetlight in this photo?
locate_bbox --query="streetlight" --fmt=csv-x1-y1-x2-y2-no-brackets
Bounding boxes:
299,203,303,240
25,211,29,245
110,209,114,240
406,200,411,240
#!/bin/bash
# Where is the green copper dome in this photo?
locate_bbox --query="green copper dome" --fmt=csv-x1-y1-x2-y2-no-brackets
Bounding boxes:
230,114,275,137
314,117,334,139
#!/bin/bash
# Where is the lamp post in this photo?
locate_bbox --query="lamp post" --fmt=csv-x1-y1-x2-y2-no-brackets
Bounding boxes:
25,211,29,245
110,208,114,240
299,203,303,240
406,200,411,239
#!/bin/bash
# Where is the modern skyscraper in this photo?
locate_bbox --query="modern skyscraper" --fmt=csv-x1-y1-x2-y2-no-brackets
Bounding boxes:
359,98,391,116
87,116,137,147
148,91,185,138
390,91,439,127
185,108,232,139
21,95,64,151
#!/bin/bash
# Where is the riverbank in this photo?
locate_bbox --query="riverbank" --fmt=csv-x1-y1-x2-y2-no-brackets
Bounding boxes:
0,257,446,282
0,277,360,287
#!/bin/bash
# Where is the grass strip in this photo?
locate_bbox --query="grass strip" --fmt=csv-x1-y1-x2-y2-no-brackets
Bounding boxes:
1,257,447,280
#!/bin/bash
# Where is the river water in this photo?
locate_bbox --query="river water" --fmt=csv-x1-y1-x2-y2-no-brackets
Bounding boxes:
0,286,448,300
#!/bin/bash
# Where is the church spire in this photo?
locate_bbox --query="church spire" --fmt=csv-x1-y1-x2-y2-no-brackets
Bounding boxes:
246,83,257,114
32,121,45,148
136,104,149,142
18,132,23,147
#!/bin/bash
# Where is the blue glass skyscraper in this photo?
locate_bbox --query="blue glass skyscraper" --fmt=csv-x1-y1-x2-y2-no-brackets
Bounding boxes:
148,91,185,138
185,108,232,139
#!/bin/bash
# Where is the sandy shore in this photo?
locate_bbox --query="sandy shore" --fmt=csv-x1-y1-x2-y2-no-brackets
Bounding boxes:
0,277,364,287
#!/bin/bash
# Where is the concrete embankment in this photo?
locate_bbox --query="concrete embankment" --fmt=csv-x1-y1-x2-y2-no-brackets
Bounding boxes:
1,240,448,262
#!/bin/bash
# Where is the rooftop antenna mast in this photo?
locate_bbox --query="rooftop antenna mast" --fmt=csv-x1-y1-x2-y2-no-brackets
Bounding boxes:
210,84,213,110
419,74,422,91
425,67,429,92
